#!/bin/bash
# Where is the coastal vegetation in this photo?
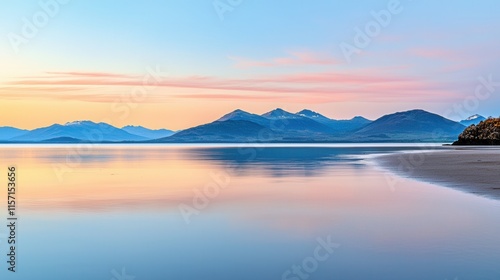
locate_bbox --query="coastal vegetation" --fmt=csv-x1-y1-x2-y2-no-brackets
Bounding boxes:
453,118,500,145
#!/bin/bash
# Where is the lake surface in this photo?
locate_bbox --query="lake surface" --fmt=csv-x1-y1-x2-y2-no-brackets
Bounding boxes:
0,144,499,280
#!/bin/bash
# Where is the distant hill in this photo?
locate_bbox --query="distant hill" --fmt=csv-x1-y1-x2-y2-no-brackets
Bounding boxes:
12,121,147,142
353,109,466,141
0,127,29,140
460,114,486,126
156,120,272,143
453,118,500,145
122,125,174,139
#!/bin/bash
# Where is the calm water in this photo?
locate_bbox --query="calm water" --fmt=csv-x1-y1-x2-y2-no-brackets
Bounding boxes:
0,144,499,280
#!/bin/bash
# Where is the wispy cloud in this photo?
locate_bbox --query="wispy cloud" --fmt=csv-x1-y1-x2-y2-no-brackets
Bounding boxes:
229,51,340,68
45,71,138,79
1,69,468,104
408,48,461,60
172,93,289,101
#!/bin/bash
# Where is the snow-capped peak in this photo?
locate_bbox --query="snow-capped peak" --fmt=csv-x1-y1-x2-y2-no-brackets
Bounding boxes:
262,108,298,119
123,125,144,129
65,121,83,126
466,114,481,121
297,109,322,118
64,120,93,126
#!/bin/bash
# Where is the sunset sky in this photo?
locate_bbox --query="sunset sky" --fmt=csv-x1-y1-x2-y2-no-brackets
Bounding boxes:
1,0,499,130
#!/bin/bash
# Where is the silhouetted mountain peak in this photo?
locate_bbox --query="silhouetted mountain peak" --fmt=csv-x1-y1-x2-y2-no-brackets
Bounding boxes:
218,109,253,121
262,108,299,119
385,109,449,121
216,109,272,128
351,116,369,121
459,114,486,126
64,120,95,126
296,109,327,119
397,109,425,115
466,114,483,121
123,125,143,129
382,109,441,121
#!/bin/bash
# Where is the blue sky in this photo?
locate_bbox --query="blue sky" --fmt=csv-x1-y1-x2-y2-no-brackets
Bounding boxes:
1,0,500,129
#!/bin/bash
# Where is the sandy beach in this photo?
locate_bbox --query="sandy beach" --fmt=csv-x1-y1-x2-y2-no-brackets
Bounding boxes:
376,147,500,200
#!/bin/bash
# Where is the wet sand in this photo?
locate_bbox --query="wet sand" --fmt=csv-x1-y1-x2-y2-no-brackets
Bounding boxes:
376,147,500,200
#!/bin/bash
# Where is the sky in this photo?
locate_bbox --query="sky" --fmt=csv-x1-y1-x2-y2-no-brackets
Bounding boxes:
1,0,500,130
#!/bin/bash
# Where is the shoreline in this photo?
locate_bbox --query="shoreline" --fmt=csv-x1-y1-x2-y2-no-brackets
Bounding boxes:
375,147,500,200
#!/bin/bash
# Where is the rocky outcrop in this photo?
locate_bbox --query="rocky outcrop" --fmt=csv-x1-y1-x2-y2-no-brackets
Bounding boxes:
453,118,500,145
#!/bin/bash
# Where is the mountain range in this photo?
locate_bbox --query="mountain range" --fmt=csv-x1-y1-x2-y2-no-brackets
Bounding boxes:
0,109,489,143
11,121,147,142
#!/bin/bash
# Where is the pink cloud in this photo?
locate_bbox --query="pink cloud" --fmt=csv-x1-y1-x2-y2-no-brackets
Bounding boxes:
45,71,138,79
3,69,468,104
255,72,413,84
230,51,340,68
174,93,286,101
